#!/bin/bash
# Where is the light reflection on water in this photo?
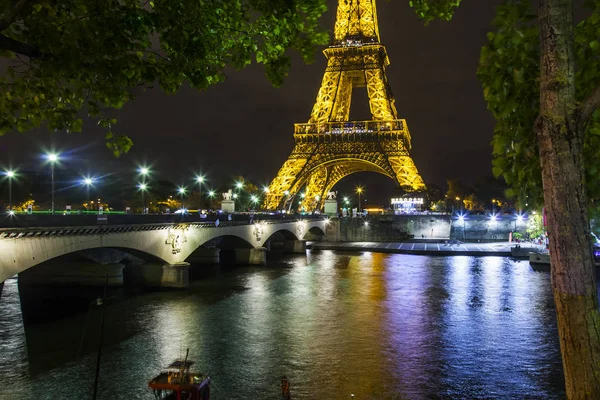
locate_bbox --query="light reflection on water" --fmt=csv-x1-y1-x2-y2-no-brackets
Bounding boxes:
0,252,566,399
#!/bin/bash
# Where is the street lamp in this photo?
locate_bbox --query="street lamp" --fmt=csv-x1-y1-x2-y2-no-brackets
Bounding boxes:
138,167,150,176
138,183,148,214
207,190,215,210
4,170,15,214
196,175,204,209
355,186,364,213
236,181,244,190
83,177,94,211
46,152,59,214
250,195,259,209
178,187,187,211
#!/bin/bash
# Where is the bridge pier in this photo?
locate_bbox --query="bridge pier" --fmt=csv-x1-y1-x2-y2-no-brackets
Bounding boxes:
18,262,124,287
234,247,267,266
139,262,190,289
283,240,307,254
186,247,220,265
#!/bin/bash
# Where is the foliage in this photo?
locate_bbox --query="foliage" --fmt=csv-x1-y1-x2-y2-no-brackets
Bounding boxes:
0,0,329,155
462,193,483,212
408,0,462,25
430,200,447,212
476,1,600,211
526,211,545,239
476,1,541,208
513,231,523,240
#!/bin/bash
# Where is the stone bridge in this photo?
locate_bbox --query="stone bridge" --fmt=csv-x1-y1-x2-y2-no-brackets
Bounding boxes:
0,217,329,288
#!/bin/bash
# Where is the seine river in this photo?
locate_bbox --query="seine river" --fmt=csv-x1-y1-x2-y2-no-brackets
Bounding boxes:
0,251,567,399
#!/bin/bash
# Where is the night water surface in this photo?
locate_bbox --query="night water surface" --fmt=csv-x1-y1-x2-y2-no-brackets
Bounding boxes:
0,251,566,399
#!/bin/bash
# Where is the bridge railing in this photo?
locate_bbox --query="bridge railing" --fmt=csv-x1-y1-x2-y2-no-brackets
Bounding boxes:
0,212,325,232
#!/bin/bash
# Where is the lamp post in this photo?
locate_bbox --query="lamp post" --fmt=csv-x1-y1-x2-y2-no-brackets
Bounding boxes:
83,177,94,211
196,175,204,210
178,187,187,211
46,153,59,214
356,186,364,213
4,170,15,214
208,190,215,210
458,214,466,241
138,167,150,214
250,195,259,210
138,183,148,214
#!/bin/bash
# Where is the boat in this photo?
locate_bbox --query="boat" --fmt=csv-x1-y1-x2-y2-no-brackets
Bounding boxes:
529,252,551,266
148,349,210,400
529,246,600,268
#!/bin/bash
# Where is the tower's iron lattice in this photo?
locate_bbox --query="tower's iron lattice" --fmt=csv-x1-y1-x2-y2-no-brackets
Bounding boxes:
264,0,425,211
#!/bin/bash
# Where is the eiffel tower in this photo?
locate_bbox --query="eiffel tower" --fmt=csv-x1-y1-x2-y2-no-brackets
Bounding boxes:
264,0,425,212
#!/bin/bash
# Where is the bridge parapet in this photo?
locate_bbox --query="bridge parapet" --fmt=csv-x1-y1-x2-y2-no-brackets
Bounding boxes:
0,218,328,283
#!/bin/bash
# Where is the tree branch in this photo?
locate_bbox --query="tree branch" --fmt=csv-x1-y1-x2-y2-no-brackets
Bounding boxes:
580,82,600,127
0,0,37,32
0,33,39,57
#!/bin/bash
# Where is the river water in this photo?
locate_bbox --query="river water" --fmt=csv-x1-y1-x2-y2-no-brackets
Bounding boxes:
0,251,568,399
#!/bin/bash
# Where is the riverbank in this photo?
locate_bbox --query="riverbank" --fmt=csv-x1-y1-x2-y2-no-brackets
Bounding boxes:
308,240,543,257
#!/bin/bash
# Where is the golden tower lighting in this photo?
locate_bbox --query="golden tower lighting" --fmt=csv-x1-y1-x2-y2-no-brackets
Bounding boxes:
264,0,425,212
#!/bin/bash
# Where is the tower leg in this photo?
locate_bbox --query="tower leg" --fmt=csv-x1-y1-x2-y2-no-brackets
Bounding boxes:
303,166,329,211
388,155,426,190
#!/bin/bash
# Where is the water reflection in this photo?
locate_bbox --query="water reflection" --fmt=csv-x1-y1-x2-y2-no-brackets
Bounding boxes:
0,253,567,399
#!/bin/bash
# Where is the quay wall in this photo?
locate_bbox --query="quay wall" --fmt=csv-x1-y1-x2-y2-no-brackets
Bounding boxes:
336,214,527,242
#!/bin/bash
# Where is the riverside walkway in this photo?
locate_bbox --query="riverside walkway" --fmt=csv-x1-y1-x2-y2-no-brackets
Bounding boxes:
308,241,544,257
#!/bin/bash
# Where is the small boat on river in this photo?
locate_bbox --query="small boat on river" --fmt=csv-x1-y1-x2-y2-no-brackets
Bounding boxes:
148,349,210,400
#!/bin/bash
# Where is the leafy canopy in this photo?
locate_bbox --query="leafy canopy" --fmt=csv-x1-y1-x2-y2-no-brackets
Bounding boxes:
409,0,600,211
0,0,328,155
477,0,600,210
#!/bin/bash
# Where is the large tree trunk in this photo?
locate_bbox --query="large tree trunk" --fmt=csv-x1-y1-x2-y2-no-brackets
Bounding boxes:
537,0,600,397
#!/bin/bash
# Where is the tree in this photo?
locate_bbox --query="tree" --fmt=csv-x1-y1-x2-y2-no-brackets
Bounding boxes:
0,0,328,154
527,211,545,240
410,0,600,396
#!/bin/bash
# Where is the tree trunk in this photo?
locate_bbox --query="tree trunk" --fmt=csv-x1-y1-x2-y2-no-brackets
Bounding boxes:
537,0,600,397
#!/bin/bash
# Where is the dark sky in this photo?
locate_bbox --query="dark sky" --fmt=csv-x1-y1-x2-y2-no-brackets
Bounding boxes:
0,0,503,204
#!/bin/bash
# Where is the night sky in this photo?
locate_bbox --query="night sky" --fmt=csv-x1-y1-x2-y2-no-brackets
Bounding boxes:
1,0,503,204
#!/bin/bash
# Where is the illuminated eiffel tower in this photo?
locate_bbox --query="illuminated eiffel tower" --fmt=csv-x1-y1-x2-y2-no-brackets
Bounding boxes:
264,0,425,212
